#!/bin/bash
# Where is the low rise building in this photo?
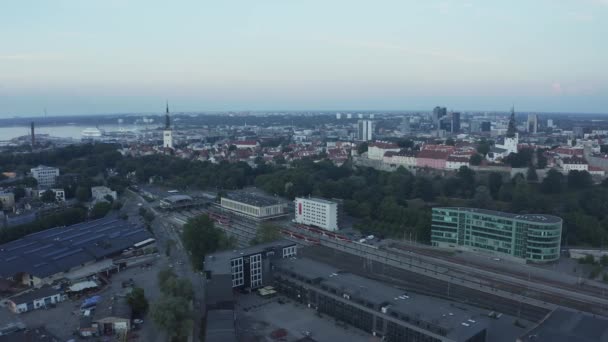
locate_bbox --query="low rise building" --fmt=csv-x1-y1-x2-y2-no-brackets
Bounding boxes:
446,155,470,170
416,150,449,169
220,192,288,219
294,197,338,231
204,240,297,290
431,207,562,263
367,142,400,160
6,285,64,313
383,150,416,169
274,257,490,342
559,156,588,172
0,192,15,211
91,186,117,202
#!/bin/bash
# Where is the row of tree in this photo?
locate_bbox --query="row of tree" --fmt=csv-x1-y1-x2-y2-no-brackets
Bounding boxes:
151,269,195,342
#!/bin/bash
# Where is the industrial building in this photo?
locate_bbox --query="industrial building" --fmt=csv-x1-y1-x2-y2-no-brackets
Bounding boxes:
517,308,608,342
30,165,60,188
0,217,154,287
204,240,297,291
220,192,289,219
431,207,562,263
6,285,64,313
159,194,193,209
294,197,338,231
273,257,489,342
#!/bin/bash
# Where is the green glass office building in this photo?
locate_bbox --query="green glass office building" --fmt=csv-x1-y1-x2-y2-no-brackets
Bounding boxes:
431,207,562,263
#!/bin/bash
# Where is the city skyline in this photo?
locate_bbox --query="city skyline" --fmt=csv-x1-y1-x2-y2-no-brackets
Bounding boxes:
1,0,607,116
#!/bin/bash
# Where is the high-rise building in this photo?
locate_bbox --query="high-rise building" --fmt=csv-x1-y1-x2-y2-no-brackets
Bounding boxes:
163,102,173,149
547,119,554,128
399,116,411,134
431,207,562,263
357,120,373,141
527,114,538,134
30,122,35,147
432,106,447,127
451,112,461,133
336,113,342,119
481,121,491,132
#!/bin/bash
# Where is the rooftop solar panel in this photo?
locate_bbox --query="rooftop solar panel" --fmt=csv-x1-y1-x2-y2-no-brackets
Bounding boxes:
43,247,70,258
73,234,106,246
5,241,38,252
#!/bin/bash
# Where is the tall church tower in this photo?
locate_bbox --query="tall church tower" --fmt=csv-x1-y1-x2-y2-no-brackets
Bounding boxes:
503,106,518,154
163,101,173,149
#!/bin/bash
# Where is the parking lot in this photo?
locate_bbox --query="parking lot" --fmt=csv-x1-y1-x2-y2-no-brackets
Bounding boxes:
236,294,375,342
13,254,168,342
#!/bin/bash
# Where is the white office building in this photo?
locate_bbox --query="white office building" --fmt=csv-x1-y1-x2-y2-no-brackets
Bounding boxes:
91,186,118,202
30,165,59,188
294,197,338,231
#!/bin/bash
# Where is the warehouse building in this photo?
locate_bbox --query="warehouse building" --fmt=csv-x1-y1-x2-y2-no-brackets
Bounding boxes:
294,197,338,231
220,192,288,219
204,240,297,291
517,308,608,342
6,285,64,313
431,207,562,263
0,217,154,287
273,257,489,342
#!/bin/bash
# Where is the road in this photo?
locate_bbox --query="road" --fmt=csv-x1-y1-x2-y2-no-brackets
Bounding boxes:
125,189,205,342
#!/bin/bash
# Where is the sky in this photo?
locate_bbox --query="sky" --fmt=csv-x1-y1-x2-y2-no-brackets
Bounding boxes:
1,0,607,116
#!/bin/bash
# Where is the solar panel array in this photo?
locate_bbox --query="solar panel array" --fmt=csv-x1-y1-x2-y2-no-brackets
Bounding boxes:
0,216,152,279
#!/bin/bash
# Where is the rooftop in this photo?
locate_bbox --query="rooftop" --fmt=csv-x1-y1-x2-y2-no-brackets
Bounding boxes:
223,192,285,208
296,197,337,205
8,285,60,305
204,240,296,275
161,194,193,203
205,310,238,342
0,216,153,279
434,207,562,224
93,293,131,321
275,257,488,341
518,308,608,342
0,326,60,342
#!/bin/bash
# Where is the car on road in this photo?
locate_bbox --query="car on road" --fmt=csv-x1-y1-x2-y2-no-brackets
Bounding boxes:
133,319,144,324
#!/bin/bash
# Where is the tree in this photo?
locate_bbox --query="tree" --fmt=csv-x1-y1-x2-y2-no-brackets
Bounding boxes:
126,287,149,316
13,187,26,201
469,154,483,166
526,166,538,182
413,177,435,202
477,139,491,156
90,202,112,219
456,166,476,197
104,194,114,203
75,186,90,202
181,214,235,269
568,170,592,189
357,142,369,155
470,186,492,209
252,222,281,245
445,138,455,146
160,276,194,300
151,296,193,341
40,189,56,203
536,150,548,169
541,169,564,194
488,172,503,199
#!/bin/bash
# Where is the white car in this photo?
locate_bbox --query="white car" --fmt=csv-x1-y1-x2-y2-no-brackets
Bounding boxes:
133,319,144,324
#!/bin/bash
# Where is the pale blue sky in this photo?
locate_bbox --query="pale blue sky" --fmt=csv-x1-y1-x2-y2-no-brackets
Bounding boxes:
1,0,607,116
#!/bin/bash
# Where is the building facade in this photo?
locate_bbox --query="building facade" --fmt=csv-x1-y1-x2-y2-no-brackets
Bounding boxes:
7,285,64,313
357,120,374,141
0,192,15,210
91,186,118,202
431,207,562,263
204,240,297,291
367,142,400,160
294,197,338,231
220,192,288,219
30,165,60,188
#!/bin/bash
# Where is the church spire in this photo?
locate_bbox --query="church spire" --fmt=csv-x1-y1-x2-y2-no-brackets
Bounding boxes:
506,105,517,138
165,100,171,130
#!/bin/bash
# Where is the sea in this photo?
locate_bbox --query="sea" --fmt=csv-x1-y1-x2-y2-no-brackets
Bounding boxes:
0,125,142,140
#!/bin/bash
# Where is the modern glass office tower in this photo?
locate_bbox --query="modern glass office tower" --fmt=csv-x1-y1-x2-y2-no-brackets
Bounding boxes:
431,207,562,263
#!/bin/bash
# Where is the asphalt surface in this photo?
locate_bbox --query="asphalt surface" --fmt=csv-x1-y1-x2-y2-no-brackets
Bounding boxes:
124,189,206,342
